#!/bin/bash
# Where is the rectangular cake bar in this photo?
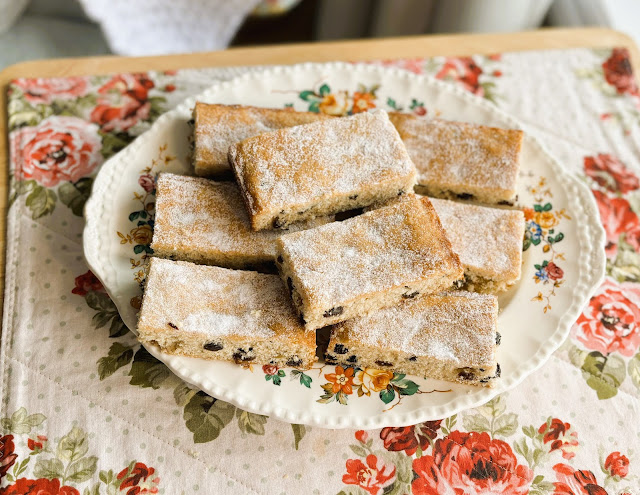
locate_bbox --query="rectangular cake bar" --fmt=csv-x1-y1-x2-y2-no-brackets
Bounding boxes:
151,173,331,270
137,258,316,369
229,109,417,231
275,194,463,330
429,197,525,293
388,113,523,205
326,291,501,387
191,102,330,176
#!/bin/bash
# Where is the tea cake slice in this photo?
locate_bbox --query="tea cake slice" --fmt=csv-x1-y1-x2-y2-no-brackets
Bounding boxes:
137,258,316,369
429,197,525,293
326,291,501,387
388,113,523,205
191,103,331,176
151,173,332,270
275,195,463,331
229,109,417,231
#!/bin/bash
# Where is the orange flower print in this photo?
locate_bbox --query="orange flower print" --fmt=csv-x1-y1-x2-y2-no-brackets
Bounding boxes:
523,207,535,221
319,91,348,116
352,92,376,113
325,366,355,394
534,210,558,229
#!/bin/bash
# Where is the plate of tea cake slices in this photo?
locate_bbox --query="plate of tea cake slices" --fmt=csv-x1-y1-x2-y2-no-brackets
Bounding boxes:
83,62,606,428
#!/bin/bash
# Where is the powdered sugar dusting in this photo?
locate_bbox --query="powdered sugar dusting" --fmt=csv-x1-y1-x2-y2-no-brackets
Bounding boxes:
194,104,329,170
430,198,525,278
279,195,460,308
230,110,416,214
389,114,521,193
139,258,303,338
340,291,498,366
152,173,328,259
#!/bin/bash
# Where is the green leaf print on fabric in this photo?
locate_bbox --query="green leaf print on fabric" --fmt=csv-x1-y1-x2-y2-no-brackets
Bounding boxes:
570,347,626,399
24,183,57,219
463,395,518,438
1,407,46,434
97,342,135,380
66,456,98,483
628,352,640,390
33,458,65,479
58,426,89,462
128,346,171,389
85,290,128,338
291,424,307,450
58,178,94,217
236,410,267,436
183,392,236,444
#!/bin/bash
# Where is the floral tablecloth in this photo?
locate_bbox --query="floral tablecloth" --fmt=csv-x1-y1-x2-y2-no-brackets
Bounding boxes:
2,47,640,495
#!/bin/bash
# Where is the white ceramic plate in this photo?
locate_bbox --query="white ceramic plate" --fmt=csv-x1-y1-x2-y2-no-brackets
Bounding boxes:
84,62,606,429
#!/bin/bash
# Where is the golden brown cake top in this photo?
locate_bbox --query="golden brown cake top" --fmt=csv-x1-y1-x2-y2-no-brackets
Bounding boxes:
151,173,329,257
429,197,525,281
389,113,522,193
193,103,331,168
334,291,498,367
229,110,416,216
277,195,462,309
138,258,305,338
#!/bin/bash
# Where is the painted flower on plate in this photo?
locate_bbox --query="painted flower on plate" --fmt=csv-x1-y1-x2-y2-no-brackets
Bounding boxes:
353,368,393,396
324,366,354,395
10,116,102,187
574,278,640,357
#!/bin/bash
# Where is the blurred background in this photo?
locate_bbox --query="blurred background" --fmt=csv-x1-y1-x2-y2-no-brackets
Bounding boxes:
1,0,640,70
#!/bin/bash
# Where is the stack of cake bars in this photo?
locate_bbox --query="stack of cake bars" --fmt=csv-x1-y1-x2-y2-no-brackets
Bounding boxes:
137,103,525,388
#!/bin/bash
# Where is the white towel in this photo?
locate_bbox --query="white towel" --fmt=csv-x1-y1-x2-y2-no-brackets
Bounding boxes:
78,0,262,56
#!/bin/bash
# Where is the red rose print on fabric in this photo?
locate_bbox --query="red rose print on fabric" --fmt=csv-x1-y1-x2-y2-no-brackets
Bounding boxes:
602,48,639,96
90,74,154,133
10,116,103,188
435,57,484,96
538,418,579,459
584,154,640,194
380,421,442,456
604,451,629,478
0,477,80,495
0,435,17,480
117,462,160,495
591,189,640,257
412,431,533,495
355,430,368,443
573,277,640,357
552,463,606,495
71,270,105,296
12,77,89,105
342,454,396,495
27,435,47,453
378,58,425,74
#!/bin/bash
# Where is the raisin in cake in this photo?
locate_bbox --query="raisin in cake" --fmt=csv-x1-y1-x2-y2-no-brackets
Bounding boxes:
326,291,501,387
137,258,316,369
275,195,463,330
151,173,331,270
191,103,331,176
229,109,417,231
430,197,525,293
388,113,523,205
